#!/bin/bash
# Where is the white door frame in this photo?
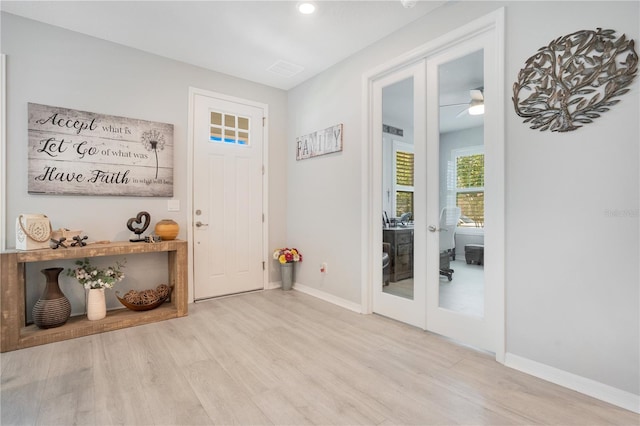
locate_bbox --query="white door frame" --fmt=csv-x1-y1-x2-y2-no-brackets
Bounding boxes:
187,87,269,303
1,54,6,251
360,9,505,362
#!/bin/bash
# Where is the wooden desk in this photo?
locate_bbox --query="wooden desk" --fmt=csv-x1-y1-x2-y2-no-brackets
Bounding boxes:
0,240,188,352
383,227,414,282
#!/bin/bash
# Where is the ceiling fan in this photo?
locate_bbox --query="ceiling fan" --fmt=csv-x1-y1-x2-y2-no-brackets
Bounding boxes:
440,88,485,116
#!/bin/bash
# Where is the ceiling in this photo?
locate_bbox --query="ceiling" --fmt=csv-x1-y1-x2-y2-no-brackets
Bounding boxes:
2,0,483,133
1,0,448,91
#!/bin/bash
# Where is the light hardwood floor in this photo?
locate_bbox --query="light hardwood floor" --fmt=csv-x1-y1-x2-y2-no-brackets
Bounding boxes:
1,289,638,425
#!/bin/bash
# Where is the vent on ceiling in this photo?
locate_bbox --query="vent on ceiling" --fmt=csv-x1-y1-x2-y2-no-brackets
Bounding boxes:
266,60,304,78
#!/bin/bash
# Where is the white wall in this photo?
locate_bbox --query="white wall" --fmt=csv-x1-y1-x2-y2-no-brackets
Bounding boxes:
287,0,639,401
1,12,288,311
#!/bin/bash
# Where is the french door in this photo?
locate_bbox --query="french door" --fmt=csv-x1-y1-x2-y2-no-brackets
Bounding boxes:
369,10,504,356
192,92,266,300
425,31,499,353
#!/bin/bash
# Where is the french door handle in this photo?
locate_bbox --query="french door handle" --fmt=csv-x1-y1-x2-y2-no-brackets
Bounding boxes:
195,221,209,228
428,225,447,232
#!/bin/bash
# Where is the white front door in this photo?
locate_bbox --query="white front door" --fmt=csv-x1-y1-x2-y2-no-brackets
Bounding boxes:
192,92,265,300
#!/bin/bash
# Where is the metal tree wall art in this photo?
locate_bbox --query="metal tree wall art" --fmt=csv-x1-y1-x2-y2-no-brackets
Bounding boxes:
513,28,638,132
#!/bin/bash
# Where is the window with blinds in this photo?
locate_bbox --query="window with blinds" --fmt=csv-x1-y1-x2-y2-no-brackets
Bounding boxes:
395,150,414,217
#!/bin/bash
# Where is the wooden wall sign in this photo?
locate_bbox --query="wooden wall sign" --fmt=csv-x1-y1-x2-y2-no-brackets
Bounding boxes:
296,123,343,160
27,103,174,196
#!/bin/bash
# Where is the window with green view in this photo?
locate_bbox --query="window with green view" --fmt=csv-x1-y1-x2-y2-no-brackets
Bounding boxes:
455,151,484,227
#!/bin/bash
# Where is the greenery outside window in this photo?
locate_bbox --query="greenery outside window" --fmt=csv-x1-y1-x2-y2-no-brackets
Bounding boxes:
453,147,484,228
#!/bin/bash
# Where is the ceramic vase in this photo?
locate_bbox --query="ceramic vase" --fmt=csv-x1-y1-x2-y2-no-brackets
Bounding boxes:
87,288,106,321
32,267,71,329
155,219,179,240
280,263,294,291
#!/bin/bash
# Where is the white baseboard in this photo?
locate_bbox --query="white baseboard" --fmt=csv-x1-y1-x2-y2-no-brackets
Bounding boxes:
266,280,282,290
292,282,363,314
505,353,640,414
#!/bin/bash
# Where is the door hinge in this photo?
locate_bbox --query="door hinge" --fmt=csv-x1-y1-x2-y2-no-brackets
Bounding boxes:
262,165,265,175
262,261,266,270
262,117,266,127
262,213,265,222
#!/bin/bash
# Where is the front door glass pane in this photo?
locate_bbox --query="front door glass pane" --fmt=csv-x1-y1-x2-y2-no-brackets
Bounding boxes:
209,110,251,146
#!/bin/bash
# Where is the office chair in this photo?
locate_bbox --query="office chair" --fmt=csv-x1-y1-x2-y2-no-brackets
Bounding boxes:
439,206,461,260
438,206,460,281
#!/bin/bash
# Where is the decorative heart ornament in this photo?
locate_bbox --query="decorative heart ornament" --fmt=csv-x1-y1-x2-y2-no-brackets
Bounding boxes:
127,211,151,236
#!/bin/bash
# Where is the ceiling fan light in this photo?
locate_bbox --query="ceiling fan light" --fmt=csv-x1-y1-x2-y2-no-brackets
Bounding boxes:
468,102,484,116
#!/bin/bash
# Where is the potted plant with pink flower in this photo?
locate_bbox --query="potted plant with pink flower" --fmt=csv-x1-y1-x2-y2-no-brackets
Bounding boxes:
272,248,302,290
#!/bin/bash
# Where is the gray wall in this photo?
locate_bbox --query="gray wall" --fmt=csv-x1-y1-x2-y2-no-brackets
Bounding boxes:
287,1,639,397
1,12,289,312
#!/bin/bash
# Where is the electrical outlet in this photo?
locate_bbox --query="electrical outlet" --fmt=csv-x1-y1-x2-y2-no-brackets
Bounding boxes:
320,262,328,274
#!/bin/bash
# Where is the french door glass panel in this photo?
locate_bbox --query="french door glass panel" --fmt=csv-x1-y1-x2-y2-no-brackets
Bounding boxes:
382,78,414,300
437,49,485,317
373,61,426,329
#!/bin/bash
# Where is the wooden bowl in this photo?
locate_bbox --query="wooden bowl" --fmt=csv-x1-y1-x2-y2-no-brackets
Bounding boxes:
115,286,172,311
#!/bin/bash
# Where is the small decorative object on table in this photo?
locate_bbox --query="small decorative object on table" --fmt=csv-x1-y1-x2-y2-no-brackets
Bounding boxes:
71,235,88,247
50,228,83,249
67,258,126,320
116,284,172,311
154,219,179,240
16,214,52,250
272,248,303,291
127,211,151,242
49,230,88,249
49,237,68,249
32,267,71,329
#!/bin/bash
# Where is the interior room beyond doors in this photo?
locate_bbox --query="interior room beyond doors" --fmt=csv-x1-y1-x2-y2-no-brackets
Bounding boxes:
435,50,485,318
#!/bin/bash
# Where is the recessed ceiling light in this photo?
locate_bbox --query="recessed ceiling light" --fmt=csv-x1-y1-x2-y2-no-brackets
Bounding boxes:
297,2,316,14
400,0,417,8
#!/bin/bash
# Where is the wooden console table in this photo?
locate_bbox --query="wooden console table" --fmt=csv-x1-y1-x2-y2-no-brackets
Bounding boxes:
0,240,188,352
